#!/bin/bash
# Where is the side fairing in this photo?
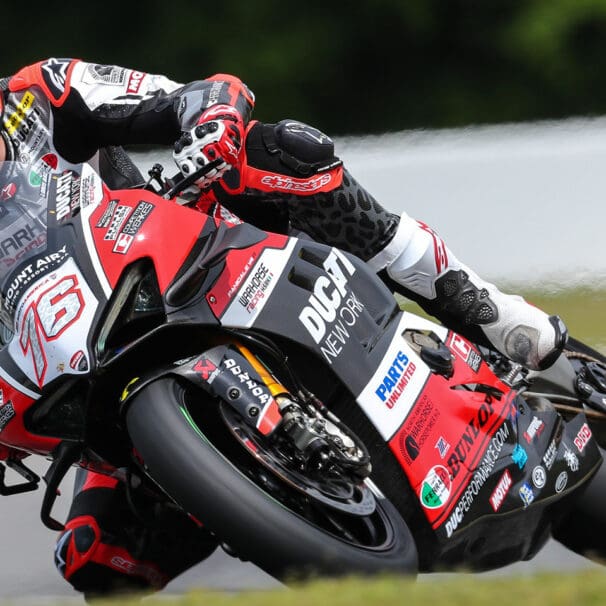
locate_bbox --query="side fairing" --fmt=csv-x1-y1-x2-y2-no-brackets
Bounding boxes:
205,237,402,395
7,257,98,388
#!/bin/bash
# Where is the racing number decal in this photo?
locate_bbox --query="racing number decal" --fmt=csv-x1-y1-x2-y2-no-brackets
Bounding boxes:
19,275,84,385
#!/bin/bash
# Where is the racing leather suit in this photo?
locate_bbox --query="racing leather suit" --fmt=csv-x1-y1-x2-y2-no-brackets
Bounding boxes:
0,58,566,596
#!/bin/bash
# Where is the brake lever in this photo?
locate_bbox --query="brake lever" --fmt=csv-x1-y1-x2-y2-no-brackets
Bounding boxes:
163,159,224,200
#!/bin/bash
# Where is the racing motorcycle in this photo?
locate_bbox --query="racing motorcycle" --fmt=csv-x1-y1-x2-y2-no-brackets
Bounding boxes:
0,157,605,581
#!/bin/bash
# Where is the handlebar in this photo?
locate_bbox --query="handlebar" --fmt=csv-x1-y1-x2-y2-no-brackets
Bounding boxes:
162,159,224,200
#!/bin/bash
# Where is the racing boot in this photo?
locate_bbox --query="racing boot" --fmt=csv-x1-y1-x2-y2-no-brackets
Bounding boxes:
369,213,567,370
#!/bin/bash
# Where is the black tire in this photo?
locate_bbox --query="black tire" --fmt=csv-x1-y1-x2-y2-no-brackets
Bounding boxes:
125,377,418,581
553,446,606,562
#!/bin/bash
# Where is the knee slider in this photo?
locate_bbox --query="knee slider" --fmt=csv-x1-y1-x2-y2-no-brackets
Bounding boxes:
269,120,341,176
54,517,101,581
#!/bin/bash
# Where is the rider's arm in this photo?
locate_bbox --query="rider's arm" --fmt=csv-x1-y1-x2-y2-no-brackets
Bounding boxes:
7,58,255,161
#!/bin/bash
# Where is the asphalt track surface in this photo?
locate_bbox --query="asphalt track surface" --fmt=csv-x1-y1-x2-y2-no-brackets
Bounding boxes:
0,456,600,602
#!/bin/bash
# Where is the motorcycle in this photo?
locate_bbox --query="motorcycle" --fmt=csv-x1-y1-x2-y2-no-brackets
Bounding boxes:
0,158,604,582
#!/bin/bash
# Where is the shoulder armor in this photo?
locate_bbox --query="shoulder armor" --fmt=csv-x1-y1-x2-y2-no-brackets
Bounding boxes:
8,58,80,107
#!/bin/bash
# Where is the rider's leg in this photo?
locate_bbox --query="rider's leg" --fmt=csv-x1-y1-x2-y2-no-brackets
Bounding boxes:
233,120,566,371
367,210,567,370
54,469,217,598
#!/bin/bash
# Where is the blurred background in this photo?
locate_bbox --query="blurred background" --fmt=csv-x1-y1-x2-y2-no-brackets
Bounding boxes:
4,0,606,135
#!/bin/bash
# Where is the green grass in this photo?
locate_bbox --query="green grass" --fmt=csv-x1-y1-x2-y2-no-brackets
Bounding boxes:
521,287,606,353
399,286,606,354
77,571,606,606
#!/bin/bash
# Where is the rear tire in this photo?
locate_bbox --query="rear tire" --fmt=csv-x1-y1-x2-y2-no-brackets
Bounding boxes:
126,378,418,581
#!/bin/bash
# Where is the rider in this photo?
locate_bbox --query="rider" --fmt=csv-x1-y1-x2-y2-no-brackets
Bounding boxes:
0,59,567,596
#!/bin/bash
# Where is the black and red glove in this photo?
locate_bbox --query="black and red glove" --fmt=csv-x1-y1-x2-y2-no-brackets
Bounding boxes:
173,104,244,189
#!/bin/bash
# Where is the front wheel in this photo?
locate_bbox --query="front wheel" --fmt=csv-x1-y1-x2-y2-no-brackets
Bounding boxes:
125,378,418,581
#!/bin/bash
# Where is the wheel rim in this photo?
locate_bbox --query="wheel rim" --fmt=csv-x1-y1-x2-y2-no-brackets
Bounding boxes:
180,386,400,553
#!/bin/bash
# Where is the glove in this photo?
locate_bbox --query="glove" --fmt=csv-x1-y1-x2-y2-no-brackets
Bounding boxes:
173,104,244,189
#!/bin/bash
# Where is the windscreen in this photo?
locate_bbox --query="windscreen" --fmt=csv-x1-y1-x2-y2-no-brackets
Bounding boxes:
0,161,49,328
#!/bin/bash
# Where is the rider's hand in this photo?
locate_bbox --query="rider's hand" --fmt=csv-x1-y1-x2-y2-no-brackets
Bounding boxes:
173,104,244,189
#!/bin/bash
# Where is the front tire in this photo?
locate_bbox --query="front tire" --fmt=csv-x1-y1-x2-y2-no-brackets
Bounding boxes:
125,378,418,581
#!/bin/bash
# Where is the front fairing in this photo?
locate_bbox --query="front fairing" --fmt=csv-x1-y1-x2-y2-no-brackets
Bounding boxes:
0,162,106,390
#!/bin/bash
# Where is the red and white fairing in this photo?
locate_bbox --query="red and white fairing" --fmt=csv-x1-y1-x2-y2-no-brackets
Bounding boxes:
8,258,98,388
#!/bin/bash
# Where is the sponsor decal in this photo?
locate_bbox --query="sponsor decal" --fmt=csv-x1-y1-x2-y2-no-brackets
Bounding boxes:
223,358,272,407
55,170,80,221
3,245,70,313
216,238,294,328
523,416,545,443
420,465,451,510
449,334,481,371
227,255,256,299
563,444,579,472
519,482,535,507
109,556,164,587
103,205,131,240
574,423,592,453
435,436,451,459
193,358,219,383
555,471,568,493
357,316,440,443
398,394,441,464
41,58,71,98
299,248,366,365
467,350,482,372
96,200,118,229
0,402,15,432
489,469,512,512
0,212,47,271
29,153,58,195
85,64,127,85
445,422,510,537
69,350,88,372
121,201,154,236
126,70,146,94
113,233,134,255
238,262,274,313
405,435,420,461
543,439,557,470
511,443,528,469
375,351,416,409
532,465,546,489
79,174,99,208
260,173,332,193
207,81,224,106
447,398,497,480
4,91,35,135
